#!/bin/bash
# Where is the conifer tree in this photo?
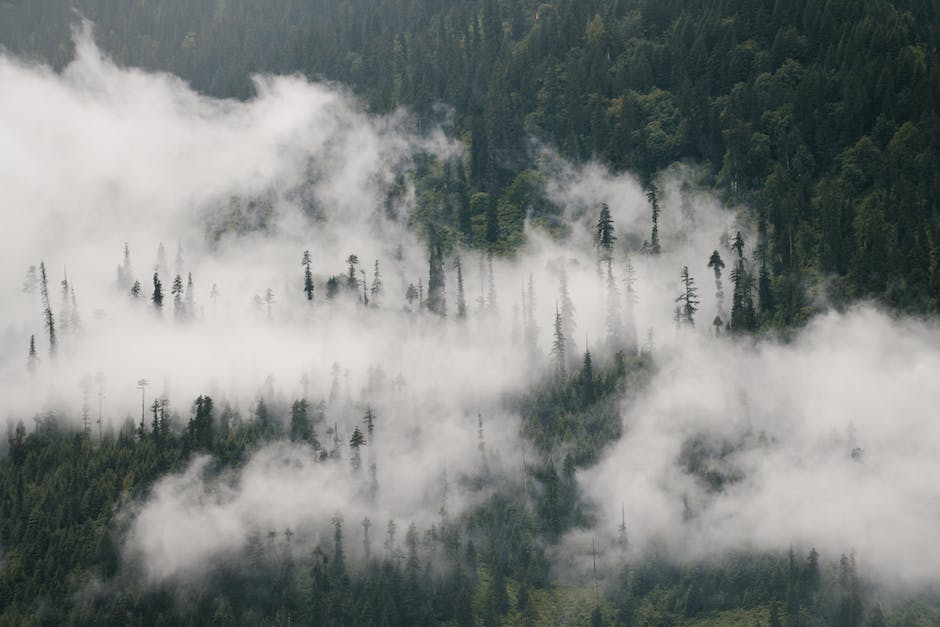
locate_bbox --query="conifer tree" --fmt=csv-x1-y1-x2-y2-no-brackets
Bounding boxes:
302,250,314,302
605,261,623,347
708,250,726,315
427,235,447,316
455,255,467,319
551,306,566,379
27,335,38,374
676,266,699,326
39,262,56,356
594,203,616,263
116,243,132,290
290,399,311,442
346,254,359,291
730,232,757,332
264,288,275,319
349,426,366,471
363,406,375,438
370,260,382,302
646,186,661,254
623,255,639,355
558,266,577,359
185,272,195,317
171,274,184,319
152,272,163,311
130,280,141,298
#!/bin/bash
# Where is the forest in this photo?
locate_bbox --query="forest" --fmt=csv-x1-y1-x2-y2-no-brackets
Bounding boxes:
1,0,940,625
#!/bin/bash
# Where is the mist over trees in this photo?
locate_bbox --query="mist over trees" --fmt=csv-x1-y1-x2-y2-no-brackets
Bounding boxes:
1,2,940,626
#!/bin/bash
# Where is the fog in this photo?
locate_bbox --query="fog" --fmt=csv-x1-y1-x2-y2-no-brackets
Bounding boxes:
2,24,938,591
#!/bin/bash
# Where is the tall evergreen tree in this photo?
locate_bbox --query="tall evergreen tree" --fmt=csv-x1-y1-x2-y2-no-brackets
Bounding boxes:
171,274,184,319
152,272,163,311
623,256,639,355
346,254,359,291
646,186,661,254
27,334,38,374
302,250,314,302
558,265,577,360
676,266,699,326
370,260,382,302
349,426,366,471
38,262,56,356
290,399,312,443
594,203,616,263
455,255,467,319
427,235,447,316
551,305,566,379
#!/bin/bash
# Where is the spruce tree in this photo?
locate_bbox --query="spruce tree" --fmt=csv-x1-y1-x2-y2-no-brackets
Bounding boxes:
623,255,639,355
559,266,577,359
346,254,359,291
427,235,446,316
646,186,661,254
370,260,382,302
302,250,314,302
171,274,184,319
290,399,311,442
39,262,56,356
594,203,616,263
455,255,467,319
605,260,623,347
27,335,38,374
676,266,699,326
551,306,566,379
349,426,366,471
152,272,163,311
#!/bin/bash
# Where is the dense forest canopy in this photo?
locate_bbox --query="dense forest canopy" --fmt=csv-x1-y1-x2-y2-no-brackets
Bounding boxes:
1,1,940,626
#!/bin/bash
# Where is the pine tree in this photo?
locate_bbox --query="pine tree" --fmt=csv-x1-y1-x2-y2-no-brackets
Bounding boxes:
524,275,539,358
264,288,275,319
370,259,382,302
558,266,577,359
551,306,566,379
676,266,699,326
363,406,375,438
130,280,141,298
729,233,757,332
38,262,56,356
116,243,132,290
349,426,366,471
290,399,311,442
346,254,359,291
581,347,595,404
646,186,661,254
427,235,447,316
185,272,195,318
605,260,623,347
623,255,639,355
302,250,314,302
171,274,184,319
27,335,38,374
152,272,163,311
594,203,616,263
455,255,467,319
708,250,726,315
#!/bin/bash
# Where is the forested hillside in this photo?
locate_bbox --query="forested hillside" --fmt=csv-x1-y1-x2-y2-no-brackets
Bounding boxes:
3,0,940,320
2,2,940,626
